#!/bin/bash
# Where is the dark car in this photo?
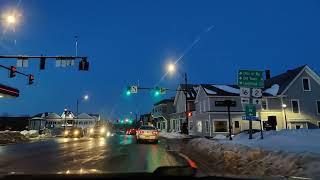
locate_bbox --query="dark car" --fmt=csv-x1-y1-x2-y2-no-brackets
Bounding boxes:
89,124,110,138
64,127,84,138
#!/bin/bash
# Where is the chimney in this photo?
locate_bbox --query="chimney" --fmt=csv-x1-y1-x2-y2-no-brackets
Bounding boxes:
265,70,271,80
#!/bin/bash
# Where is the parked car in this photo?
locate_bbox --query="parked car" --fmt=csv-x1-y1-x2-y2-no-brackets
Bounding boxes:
64,127,84,138
136,125,159,144
126,128,136,135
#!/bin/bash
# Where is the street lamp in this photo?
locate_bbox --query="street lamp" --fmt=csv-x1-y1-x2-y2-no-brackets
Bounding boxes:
6,15,16,25
64,108,68,130
282,104,288,129
76,94,89,119
166,63,189,135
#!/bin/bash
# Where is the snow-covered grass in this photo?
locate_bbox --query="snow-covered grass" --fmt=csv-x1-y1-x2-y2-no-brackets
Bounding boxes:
159,132,190,139
221,129,320,154
20,130,38,138
0,131,29,144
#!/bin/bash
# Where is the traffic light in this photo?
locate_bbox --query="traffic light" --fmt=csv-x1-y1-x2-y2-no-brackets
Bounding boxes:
187,112,192,117
9,66,16,78
154,87,160,97
79,57,89,71
126,86,131,96
28,74,34,85
40,57,46,70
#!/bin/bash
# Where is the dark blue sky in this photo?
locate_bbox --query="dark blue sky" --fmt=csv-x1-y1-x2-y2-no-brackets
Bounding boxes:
1,0,320,119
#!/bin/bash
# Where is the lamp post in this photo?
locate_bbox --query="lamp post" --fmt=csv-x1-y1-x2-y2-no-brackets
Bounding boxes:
167,63,189,134
282,104,288,129
64,108,67,130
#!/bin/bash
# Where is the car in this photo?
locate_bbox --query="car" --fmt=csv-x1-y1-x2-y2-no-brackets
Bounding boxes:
136,125,159,144
64,127,84,138
126,128,136,135
89,124,110,138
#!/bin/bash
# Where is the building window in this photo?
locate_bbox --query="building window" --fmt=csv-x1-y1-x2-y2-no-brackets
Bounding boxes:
291,100,300,113
197,121,202,132
261,99,268,110
214,121,227,132
203,101,206,112
317,101,320,114
199,102,202,112
235,121,240,128
302,78,311,91
205,121,209,133
296,125,301,129
173,120,176,130
318,122,320,128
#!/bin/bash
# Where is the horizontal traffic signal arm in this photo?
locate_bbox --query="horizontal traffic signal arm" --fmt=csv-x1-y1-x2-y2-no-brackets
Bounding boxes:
0,64,29,77
0,64,34,85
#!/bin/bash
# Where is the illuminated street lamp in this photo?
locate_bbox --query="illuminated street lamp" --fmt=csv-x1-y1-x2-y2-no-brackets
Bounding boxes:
6,15,16,25
1,9,21,31
282,104,288,129
166,62,189,134
76,94,89,118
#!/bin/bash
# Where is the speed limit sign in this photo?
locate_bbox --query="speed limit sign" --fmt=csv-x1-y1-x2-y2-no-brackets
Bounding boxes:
240,87,250,97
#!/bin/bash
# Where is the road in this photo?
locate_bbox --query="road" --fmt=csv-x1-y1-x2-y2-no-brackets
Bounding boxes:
0,135,190,175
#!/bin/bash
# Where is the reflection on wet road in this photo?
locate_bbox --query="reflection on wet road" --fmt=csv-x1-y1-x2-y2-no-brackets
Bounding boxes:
0,135,187,174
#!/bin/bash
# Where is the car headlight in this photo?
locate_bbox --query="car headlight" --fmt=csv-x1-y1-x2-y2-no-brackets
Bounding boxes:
100,127,105,133
90,128,94,133
64,131,69,135
107,132,110,137
74,130,79,135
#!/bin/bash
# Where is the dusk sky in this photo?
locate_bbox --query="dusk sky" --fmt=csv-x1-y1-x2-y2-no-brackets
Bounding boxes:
1,0,320,119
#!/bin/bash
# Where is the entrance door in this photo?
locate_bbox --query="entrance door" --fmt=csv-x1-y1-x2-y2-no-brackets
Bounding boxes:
267,116,277,130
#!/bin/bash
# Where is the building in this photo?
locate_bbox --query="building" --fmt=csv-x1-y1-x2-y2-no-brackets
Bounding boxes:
152,98,175,131
29,111,99,133
169,84,198,132
190,65,320,137
139,113,152,126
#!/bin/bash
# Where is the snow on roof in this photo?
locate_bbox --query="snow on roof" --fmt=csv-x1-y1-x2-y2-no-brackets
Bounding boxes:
264,84,279,96
193,86,199,92
77,113,94,119
46,113,61,119
203,87,217,95
212,85,240,94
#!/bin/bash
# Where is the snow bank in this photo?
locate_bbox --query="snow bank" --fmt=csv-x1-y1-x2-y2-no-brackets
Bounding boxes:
212,85,240,94
20,130,39,138
264,84,279,96
222,129,320,154
212,134,227,140
0,131,29,144
159,132,190,139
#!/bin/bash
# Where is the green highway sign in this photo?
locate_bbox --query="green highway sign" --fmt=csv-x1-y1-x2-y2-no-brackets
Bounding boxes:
238,70,264,88
245,104,256,117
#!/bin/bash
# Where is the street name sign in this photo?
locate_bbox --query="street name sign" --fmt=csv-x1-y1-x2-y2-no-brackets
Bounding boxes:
242,116,259,121
238,70,264,88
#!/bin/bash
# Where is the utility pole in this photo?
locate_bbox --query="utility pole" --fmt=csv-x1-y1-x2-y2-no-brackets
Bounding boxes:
224,100,233,140
183,73,189,135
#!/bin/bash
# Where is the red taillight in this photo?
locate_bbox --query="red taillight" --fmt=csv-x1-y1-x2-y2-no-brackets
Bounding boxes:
139,130,144,134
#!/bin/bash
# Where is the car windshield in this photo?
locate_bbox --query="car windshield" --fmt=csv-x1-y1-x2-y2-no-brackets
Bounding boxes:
1,0,320,179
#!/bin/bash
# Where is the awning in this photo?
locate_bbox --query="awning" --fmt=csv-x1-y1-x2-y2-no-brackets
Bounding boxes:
0,84,19,98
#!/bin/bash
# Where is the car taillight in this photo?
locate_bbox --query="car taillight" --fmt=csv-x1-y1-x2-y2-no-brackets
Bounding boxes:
152,131,158,135
139,130,144,134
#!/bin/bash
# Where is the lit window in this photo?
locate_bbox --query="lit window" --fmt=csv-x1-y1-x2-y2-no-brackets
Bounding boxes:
197,121,202,132
214,121,227,132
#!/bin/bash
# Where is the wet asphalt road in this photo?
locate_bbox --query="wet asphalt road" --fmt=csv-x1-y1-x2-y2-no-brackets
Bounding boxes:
0,135,189,174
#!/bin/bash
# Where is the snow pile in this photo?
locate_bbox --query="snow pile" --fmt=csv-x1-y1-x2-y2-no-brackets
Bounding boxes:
203,88,217,95
212,85,240,94
0,131,29,144
223,129,320,154
212,134,227,140
159,132,190,139
264,84,279,96
20,130,39,138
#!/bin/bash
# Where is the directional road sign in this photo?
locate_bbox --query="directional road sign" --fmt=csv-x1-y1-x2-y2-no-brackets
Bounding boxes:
241,97,250,104
245,104,256,117
252,98,262,105
238,70,264,88
252,88,262,98
130,86,138,93
240,87,250,97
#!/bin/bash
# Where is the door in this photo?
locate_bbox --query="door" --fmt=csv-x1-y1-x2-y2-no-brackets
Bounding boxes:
267,116,277,130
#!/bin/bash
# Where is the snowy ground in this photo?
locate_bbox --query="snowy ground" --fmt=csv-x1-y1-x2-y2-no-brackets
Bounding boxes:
217,129,320,154
0,131,29,145
159,132,190,139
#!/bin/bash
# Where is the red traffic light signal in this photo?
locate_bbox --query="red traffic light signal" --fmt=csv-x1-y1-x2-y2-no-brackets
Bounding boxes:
79,57,89,71
28,74,34,85
187,112,192,117
9,66,16,78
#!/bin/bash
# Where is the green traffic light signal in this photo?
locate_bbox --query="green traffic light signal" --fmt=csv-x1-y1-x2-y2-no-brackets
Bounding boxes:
154,91,160,97
126,90,131,96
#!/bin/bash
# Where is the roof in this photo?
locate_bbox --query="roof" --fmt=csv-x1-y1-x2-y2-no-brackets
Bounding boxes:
154,98,174,106
77,113,94,119
264,65,306,95
179,84,199,100
201,84,240,96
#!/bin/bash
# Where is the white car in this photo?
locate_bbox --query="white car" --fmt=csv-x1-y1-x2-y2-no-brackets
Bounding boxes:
136,125,159,144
